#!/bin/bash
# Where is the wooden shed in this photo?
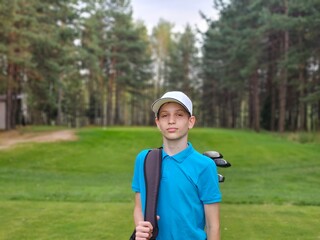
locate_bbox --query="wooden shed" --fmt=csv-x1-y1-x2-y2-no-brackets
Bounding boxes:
0,95,6,130
0,94,27,130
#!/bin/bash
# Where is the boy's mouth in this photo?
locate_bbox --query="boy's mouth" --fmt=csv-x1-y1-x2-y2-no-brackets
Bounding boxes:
167,128,178,133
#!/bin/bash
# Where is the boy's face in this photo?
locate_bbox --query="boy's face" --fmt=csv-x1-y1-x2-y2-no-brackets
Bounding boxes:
155,102,195,141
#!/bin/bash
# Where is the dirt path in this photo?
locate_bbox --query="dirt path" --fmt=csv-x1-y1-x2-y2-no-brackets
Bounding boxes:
0,130,78,150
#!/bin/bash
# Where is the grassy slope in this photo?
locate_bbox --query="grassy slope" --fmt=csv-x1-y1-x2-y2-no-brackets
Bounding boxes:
0,127,319,239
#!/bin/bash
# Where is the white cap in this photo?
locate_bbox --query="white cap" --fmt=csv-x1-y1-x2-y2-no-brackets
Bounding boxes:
151,91,193,116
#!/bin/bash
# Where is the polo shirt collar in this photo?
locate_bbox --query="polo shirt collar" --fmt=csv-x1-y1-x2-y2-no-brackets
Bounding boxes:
162,142,194,163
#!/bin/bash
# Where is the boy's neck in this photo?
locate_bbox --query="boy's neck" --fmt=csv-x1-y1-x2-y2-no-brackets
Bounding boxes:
163,138,188,156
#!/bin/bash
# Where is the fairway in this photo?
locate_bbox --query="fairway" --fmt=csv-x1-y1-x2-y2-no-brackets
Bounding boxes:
0,127,319,239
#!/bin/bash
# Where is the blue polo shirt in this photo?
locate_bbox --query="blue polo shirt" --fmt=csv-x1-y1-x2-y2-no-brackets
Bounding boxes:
132,143,221,240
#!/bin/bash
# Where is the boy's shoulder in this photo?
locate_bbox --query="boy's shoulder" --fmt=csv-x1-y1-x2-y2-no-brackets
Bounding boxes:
188,148,217,168
136,148,154,161
137,148,152,155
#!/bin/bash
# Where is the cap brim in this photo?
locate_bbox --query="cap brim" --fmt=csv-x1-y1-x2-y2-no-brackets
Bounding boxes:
151,98,189,115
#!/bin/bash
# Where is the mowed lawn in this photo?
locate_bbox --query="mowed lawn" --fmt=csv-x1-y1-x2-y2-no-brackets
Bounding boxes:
0,127,319,239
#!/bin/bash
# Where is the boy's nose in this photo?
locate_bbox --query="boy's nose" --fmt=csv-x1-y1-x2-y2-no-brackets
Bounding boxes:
168,115,176,123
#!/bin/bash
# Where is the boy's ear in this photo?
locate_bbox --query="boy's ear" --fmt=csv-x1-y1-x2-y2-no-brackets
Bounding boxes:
188,116,196,129
155,118,161,130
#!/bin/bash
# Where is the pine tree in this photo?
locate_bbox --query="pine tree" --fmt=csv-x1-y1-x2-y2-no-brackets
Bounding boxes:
104,0,152,125
0,0,36,129
166,25,199,95
151,19,174,97
28,0,79,125
202,0,320,131
79,0,108,126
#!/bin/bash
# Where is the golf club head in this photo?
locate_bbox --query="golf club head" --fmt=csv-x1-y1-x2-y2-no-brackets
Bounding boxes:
203,151,223,159
203,151,231,168
218,174,225,182
212,158,231,168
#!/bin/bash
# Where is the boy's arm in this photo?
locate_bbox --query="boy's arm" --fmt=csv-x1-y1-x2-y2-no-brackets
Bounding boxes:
134,193,144,225
204,203,220,240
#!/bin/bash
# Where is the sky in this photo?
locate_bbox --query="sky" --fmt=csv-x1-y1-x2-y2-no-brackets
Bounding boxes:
130,0,219,34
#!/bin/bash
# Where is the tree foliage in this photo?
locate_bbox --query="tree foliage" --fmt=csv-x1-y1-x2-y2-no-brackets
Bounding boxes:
0,0,153,128
201,0,320,131
0,0,319,132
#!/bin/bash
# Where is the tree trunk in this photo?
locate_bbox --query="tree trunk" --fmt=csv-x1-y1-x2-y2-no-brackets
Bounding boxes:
182,53,190,95
248,78,254,129
251,70,260,132
57,79,63,125
114,82,121,125
270,81,276,131
298,64,306,131
267,33,277,131
107,58,116,126
6,63,14,130
107,76,114,126
278,0,289,133
101,85,106,126
318,101,320,131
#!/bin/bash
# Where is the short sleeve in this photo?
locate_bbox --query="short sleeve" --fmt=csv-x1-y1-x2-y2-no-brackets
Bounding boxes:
132,149,149,193
197,161,221,204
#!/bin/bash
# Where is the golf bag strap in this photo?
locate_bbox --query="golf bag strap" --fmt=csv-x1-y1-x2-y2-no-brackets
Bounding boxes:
129,148,162,240
144,148,162,239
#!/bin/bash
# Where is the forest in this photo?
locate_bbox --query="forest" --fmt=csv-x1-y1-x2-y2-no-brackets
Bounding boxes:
0,0,319,132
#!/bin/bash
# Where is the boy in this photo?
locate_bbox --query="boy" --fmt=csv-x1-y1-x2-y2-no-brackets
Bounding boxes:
132,91,221,240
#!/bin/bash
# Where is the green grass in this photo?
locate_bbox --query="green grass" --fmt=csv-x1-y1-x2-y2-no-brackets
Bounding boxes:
0,201,133,239
0,127,320,239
